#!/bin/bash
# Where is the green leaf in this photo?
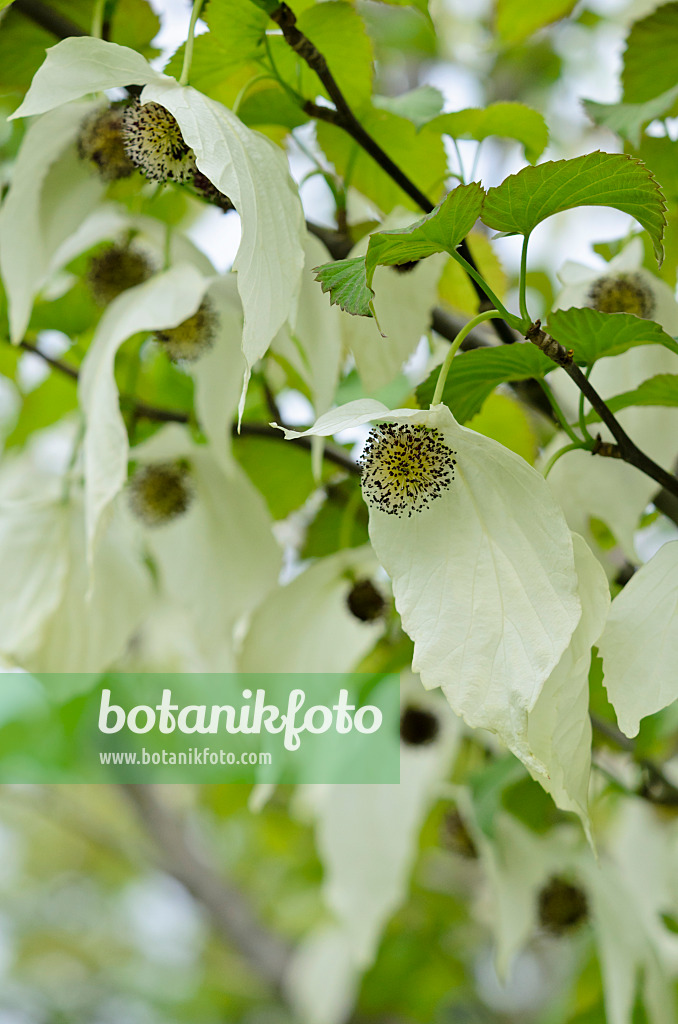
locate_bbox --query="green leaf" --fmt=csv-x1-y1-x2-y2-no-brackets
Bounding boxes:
316,106,447,212
583,86,678,148
416,343,553,422
365,182,485,288
622,2,678,104
233,437,326,519
427,102,548,164
585,374,678,421
314,257,374,316
373,85,444,128
5,372,78,449
482,152,667,264
246,0,279,13
494,0,577,45
545,307,678,364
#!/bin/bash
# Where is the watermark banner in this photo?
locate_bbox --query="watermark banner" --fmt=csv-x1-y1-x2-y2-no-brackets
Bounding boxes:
0,672,401,783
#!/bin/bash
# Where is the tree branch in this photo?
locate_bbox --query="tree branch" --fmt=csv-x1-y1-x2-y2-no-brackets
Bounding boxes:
12,0,87,38
120,785,292,990
590,714,678,806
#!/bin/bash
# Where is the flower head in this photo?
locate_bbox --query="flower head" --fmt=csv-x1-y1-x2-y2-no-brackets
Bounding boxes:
153,299,218,362
77,104,136,181
359,422,456,517
87,242,154,305
587,271,655,319
122,100,197,183
127,460,194,527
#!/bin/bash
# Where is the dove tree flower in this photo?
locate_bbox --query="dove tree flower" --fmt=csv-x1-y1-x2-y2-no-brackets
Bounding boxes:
7,36,306,408
278,399,583,775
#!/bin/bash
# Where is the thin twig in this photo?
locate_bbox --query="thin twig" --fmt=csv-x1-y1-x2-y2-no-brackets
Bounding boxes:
120,785,291,990
12,0,87,38
590,714,678,805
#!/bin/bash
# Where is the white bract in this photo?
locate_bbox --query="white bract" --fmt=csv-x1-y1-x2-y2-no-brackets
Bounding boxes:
545,239,678,558
10,37,305,409
0,101,104,342
79,264,210,567
526,533,610,840
598,540,678,738
279,400,582,772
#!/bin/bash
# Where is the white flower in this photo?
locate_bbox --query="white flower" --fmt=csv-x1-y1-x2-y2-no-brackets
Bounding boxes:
543,239,678,560
279,399,582,772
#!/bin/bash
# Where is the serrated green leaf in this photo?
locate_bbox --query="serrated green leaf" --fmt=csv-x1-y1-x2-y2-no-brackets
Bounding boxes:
314,257,374,317
364,182,485,289
546,307,678,364
415,343,553,422
373,85,444,128
247,0,279,13
622,2,678,104
427,103,548,163
585,373,678,421
482,152,667,264
494,0,576,45
583,86,678,148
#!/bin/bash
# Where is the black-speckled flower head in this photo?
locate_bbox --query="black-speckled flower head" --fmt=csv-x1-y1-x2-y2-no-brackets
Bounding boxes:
153,299,218,362
127,461,194,527
77,105,136,181
359,423,456,517
122,100,197,183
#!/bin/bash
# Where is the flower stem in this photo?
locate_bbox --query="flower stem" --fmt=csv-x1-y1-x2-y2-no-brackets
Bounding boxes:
578,366,595,444
91,0,105,38
519,234,530,323
542,441,584,478
431,310,504,407
537,379,583,445
447,250,523,331
180,0,207,87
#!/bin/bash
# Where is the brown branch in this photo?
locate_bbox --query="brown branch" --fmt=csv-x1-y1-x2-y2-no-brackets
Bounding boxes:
12,0,87,38
121,785,291,991
526,322,678,500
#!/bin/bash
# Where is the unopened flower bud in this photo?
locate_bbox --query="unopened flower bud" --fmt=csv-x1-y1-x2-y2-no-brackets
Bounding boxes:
346,578,385,622
400,704,440,746
537,876,588,934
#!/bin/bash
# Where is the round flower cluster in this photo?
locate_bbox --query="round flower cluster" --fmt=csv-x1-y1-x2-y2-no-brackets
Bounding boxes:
359,423,456,517
127,461,194,527
77,105,136,181
122,100,197,183
87,243,154,305
588,271,656,319
537,876,588,934
153,299,218,362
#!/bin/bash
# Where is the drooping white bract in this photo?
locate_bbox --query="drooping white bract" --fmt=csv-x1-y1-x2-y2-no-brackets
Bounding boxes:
0,100,104,342
10,37,306,408
598,540,678,738
544,239,678,559
238,547,383,674
286,688,459,1024
526,533,610,841
79,264,210,567
279,400,582,771
129,424,281,669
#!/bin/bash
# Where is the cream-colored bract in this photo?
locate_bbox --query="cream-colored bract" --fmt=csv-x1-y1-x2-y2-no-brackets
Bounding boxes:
0,101,104,342
526,533,610,841
79,264,210,568
10,37,306,410
598,540,678,738
280,400,582,771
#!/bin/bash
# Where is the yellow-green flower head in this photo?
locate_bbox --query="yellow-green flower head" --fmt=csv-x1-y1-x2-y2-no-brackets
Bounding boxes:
192,169,235,212
77,105,136,181
359,423,456,517
588,271,656,319
127,460,194,527
122,100,197,183
153,299,218,362
87,242,154,305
